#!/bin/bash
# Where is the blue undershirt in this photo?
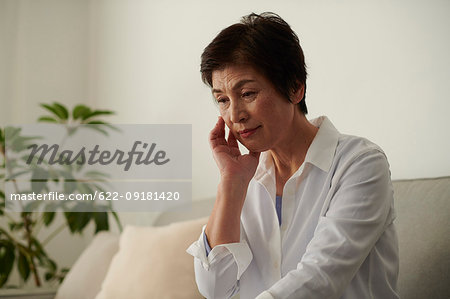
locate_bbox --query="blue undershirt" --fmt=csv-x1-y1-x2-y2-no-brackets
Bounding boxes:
275,195,282,226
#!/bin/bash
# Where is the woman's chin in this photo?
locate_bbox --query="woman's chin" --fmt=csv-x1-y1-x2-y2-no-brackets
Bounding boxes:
240,141,268,154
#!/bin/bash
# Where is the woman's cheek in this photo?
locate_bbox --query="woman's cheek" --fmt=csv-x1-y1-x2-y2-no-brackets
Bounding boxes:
221,112,232,129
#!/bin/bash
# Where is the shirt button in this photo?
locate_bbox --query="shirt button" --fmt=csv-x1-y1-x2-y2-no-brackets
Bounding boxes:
273,262,279,269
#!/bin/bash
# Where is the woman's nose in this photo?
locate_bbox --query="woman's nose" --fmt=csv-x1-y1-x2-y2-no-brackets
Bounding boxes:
229,100,248,123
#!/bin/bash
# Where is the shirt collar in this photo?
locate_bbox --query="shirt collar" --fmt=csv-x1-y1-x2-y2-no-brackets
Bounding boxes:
304,116,340,173
255,116,340,181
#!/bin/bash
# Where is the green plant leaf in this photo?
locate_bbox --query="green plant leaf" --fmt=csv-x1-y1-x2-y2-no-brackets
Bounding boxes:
83,125,109,136
38,116,58,123
31,167,48,194
88,122,120,133
4,127,22,141
52,103,69,120
81,110,114,121
37,254,57,274
64,209,92,233
17,251,30,282
40,104,62,120
86,120,107,124
31,237,49,260
63,211,77,233
72,105,90,120
8,222,24,232
40,103,67,121
43,211,55,226
6,170,31,181
0,241,15,287
92,183,108,194
44,272,54,281
75,211,92,233
0,128,4,151
77,182,93,195
110,211,122,232
94,212,109,233
23,199,43,213
59,170,76,193
10,135,42,153
47,258,57,272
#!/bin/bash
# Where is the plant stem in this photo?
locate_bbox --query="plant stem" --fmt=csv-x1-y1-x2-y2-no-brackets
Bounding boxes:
23,213,41,287
42,222,66,246
3,148,42,286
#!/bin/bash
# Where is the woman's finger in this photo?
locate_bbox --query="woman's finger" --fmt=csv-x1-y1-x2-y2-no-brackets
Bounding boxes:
209,116,227,148
227,128,239,149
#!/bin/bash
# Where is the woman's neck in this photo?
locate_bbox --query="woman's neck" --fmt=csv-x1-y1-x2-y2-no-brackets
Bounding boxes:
270,114,318,195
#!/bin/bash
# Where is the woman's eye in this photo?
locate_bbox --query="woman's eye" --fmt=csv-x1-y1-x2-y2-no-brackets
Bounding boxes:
242,91,255,98
217,98,229,104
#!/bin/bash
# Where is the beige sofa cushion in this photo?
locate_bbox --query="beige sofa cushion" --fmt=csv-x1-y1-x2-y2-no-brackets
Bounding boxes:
55,231,120,299
95,217,207,299
393,176,450,299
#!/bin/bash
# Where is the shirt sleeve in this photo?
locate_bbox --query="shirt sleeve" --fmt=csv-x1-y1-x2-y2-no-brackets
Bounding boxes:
257,149,395,299
186,224,253,298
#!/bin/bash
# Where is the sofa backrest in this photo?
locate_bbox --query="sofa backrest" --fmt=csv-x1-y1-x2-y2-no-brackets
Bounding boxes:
393,176,450,299
155,177,450,298
154,197,214,227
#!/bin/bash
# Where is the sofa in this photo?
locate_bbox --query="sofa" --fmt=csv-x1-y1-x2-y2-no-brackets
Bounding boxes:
54,176,450,299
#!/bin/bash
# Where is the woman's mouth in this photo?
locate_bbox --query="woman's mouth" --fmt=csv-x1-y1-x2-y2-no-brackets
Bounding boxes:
239,126,261,138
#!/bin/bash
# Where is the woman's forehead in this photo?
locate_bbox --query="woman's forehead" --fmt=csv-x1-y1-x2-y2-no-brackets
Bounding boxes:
211,66,264,91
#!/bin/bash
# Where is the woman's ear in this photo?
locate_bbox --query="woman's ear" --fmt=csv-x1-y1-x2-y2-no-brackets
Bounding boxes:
290,83,305,105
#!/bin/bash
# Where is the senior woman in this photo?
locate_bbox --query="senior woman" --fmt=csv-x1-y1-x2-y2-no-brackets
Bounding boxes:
187,12,399,299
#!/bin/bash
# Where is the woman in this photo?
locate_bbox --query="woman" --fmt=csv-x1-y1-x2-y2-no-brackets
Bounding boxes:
187,12,399,299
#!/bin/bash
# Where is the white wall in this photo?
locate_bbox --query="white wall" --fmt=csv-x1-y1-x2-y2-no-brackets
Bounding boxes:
0,0,91,124
87,0,450,192
1,0,450,284
3,0,450,198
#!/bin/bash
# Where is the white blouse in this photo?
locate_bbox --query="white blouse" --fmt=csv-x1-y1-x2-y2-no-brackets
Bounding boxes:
187,116,399,299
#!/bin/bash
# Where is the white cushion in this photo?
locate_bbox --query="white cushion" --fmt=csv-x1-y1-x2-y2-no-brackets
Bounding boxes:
95,217,207,299
55,231,120,299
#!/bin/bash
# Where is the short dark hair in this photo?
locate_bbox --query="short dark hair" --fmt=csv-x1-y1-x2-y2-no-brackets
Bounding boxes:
200,12,308,114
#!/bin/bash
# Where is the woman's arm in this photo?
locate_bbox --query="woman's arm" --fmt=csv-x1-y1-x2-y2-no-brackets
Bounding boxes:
187,116,260,298
205,116,260,246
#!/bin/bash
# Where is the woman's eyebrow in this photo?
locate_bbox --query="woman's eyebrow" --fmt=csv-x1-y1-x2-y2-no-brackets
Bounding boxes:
212,79,256,94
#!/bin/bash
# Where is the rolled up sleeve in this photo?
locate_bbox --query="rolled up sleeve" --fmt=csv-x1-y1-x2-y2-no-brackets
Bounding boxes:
186,225,253,298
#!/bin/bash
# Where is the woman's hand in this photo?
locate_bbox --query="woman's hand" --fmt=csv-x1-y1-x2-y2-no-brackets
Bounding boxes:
206,117,260,247
209,117,260,184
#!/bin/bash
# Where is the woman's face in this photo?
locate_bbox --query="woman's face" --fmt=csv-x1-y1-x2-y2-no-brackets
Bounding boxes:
211,65,300,152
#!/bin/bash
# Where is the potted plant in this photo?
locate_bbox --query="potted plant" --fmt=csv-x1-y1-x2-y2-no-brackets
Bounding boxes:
0,102,122,289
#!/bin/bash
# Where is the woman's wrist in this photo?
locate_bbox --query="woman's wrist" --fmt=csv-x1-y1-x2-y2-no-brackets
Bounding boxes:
220,174,252,188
